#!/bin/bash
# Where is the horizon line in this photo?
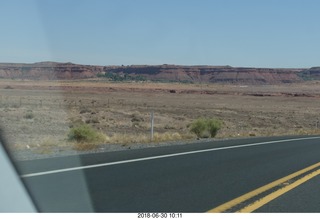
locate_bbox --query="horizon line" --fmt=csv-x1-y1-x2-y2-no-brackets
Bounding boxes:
0,61,315,69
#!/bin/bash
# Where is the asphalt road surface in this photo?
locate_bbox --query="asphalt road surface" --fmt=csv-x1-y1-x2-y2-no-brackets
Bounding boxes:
16,136,320,212
255,175,320,213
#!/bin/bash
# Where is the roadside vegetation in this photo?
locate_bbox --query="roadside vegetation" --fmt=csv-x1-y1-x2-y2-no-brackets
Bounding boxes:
67,122,193,150
23,110,34,119
68,124,106,143
189,118,222,138
67,124,107,150
97,72,147,82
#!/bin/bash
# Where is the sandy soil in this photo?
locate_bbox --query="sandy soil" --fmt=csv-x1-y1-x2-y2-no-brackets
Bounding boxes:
1,79,320,153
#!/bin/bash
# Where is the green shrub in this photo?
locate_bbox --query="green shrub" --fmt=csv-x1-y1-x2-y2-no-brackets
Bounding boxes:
190,118,207,138
24,111,34,119
190,118,222,138
206,119,222,137
4,85,14,89
68,124,105,143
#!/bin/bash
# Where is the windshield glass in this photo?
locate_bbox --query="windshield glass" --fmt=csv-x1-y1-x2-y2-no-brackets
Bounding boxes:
1,0,320,214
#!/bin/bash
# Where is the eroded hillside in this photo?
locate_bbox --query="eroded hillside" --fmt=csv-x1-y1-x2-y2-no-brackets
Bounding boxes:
0,62,319,84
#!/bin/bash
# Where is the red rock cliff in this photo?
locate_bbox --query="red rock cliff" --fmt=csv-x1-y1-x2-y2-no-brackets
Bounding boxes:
0,62,318,84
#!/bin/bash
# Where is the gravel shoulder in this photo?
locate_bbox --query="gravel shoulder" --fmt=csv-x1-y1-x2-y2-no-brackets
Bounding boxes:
8,138,221,161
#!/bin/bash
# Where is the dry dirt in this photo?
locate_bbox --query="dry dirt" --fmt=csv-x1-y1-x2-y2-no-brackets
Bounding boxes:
1,79,320,152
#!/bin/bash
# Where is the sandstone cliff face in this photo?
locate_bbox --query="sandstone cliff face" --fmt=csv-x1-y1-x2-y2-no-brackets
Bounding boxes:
0,62,104,80
103,65,306,84
0,62,318,84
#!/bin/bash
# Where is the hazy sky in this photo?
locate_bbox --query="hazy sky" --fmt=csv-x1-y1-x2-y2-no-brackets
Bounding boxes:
1,0,319,67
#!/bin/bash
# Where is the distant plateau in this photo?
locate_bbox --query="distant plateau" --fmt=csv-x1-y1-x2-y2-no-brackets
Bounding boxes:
0,62,319,84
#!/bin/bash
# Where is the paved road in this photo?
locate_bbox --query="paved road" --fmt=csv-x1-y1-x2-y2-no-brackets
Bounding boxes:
255,175,320,213
16,136,320,212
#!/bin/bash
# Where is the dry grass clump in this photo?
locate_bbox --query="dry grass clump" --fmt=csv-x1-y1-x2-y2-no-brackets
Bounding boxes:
36,137,59,147
106,133,150,145
153,132,182,142
291,128,320,136
103,131,189,146
73,142,100,151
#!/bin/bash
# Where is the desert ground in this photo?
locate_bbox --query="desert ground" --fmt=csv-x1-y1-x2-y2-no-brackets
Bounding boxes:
1,79,320,153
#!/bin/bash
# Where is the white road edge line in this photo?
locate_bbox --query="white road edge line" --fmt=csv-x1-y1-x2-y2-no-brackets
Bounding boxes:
21,136,320,178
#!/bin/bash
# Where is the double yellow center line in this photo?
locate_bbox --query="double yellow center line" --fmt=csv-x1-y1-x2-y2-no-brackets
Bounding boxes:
208,162,320,213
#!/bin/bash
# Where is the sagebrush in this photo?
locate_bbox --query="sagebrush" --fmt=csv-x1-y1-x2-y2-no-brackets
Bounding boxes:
68,124,105,143
190,118,222,138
